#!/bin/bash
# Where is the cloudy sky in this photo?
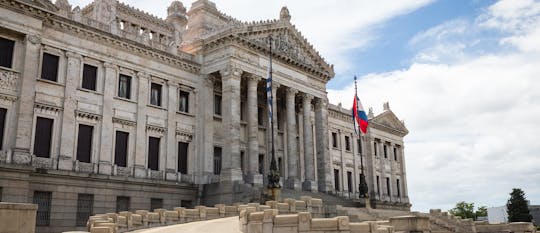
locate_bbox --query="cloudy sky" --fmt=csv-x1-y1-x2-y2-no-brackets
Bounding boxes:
68,0,540,211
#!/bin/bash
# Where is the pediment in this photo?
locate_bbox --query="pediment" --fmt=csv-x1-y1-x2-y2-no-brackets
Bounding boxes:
370,110,408,136
235,23,335,80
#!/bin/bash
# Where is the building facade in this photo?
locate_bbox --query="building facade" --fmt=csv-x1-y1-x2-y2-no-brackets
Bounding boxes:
0,0,410,232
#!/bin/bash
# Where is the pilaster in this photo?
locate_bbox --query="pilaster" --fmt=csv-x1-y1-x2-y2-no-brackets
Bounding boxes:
285,87,300,190
194,75,215,184
219,66,242,182
246,74,262,185
166,81,178,180
133,71,149,178
98,62,118,175
13,34,41,164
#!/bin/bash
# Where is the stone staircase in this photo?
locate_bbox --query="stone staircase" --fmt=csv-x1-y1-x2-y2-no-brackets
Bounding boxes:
280,188,361,208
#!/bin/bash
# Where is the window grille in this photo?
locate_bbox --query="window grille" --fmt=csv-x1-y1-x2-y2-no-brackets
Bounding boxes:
76,194,94,226
33,191,52,226
213,147,222,175
116,196,130,212
150,198,163,211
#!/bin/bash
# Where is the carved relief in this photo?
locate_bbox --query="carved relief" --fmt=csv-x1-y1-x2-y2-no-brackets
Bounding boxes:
0,68,19,92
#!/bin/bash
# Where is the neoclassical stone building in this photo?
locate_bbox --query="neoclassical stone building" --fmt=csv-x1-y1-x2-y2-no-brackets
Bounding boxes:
0,0,410,231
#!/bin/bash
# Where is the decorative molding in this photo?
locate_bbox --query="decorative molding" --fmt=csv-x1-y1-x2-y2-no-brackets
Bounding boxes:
0,68,19,93
112,117,136,126
26,34,41,45
147,124,166,134
34,102,62,115
75,110,101,121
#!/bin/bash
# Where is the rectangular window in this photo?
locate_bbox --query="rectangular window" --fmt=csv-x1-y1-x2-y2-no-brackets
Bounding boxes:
240,102,245,121
76,194,94,226
278,157,283,177
258,154,265,174
213,147,222,175
0,37,15,68
214,95,222,116
334,169,340,191
148,137,160,171
347,171,353,192
386,177,391,196
0,108,6,150
76,124,93,163
357,139,362,155
82,64,97,91
384,144,388,158
118,74,131,99
179,90,189,113
178,142,188,174
150,83,162,106
376,176,380,195
0,187,2,201
34,117,53,158
40,53,59,82
345,136,350,151
332,132,337,148
33,191,52,226
240,151,245,174
397,179,401,197
257,107,264,126
114,131,129,167
116,196,130,212
373,142,378,156
150,198,163,211
394,147,398,161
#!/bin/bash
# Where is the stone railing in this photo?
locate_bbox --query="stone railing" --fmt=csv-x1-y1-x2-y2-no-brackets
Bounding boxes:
240,210,431,233
0,202,38,233
85,196,324,233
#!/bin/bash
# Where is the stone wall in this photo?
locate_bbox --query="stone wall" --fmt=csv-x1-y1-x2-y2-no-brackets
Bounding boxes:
0,202,38,233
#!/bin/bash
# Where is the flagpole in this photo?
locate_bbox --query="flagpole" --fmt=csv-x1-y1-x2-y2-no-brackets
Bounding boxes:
355,76,368,199
267,35,281,199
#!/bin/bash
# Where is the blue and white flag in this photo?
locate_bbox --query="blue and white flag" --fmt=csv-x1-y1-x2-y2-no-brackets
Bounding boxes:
267,41,273,125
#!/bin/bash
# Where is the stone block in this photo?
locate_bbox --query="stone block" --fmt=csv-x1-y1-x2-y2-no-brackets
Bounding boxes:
206,207,220,219
265,201,277,209
131,214,143,226
350,222,370,233
297,212,311,232
311,218,338,231
93,222,117,233
295,201,307,211
274,214,298,227
337,216,350,230
277,203,290,214
508,222,536,232
164,210,179,223
147,212,161,226
389,216,430,232
90,226,113,233
258,205,271,211
0,202,38,233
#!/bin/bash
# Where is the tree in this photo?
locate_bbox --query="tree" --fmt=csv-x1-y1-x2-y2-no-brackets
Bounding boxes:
449,201,476,220
506,188,532,222
476,206,488,218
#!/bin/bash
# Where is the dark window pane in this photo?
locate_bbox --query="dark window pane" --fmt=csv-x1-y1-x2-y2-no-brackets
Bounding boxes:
374,142,378,156
0,37,15,68
76,194,94,226
257,107,264,126
376,176,380,194
214,95,221,116
0,108,6,150
178,142,188,174
116,196,130,212
386,177,391,195
150,198,163,211
33,191,52,226
82,64,97,91
334,169,340,191
41,53,59,82
179,91,189,113
347,171,352,192
148,137,160,171
394,147,398,161
114,131,128,167
150,83,162,106
384,145,388,158
118,74,131,99
332,133,337,148
345,136,350,151
397,179,401,197
180,200,192,208
258,154,264,174
76,124,93,163
34,117,53,158
213,147,222,175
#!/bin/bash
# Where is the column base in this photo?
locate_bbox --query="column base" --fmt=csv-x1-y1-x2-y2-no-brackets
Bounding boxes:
245,173,264,186
220,168,243,182
12,148,31,165
302,180,318,192
285,177,301,190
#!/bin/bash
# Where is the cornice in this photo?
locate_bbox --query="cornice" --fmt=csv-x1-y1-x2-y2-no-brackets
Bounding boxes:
369,121,408,137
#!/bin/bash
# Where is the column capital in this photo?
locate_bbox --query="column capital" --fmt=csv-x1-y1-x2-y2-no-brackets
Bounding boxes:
286,87,298,95
103,62,118,70
25,34,41,45
302,93,313,101
137,71,149,79
246,73,260,83
219,64,242,78
315,96,328,108
66,51,82,60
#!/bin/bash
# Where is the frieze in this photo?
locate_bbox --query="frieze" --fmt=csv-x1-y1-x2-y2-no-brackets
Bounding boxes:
146,124,166,134
75,110,101,121
0,67,20,93
112,117,136,126
34,102,62,116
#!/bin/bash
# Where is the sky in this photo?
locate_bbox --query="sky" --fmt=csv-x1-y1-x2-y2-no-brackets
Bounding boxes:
67,0,540,212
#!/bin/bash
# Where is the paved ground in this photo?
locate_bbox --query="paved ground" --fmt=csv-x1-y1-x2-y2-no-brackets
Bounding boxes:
128,217,241,233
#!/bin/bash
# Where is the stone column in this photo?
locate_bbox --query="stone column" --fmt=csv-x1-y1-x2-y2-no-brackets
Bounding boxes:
13,35,41,164
58,52,82,170
166,81,177,180
194,75,214,184
285,87,299,190
315,97,332,192
400,145,409,202
134,72,149,178
98,62,118,175
220,67,242,182
246,75,262,185
301,93,316,191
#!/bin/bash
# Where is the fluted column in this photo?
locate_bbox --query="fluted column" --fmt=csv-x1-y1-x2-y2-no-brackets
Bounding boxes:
220,66,242,182
98,62,118,175
246,75,262,185
13,35,41,164
302,93,317,191
285,87,299,190
315,97,333,192
134,71,149,178
58,51,82,170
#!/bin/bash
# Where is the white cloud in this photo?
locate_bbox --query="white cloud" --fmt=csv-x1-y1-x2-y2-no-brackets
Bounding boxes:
66,0,433,75
328,0,540,211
